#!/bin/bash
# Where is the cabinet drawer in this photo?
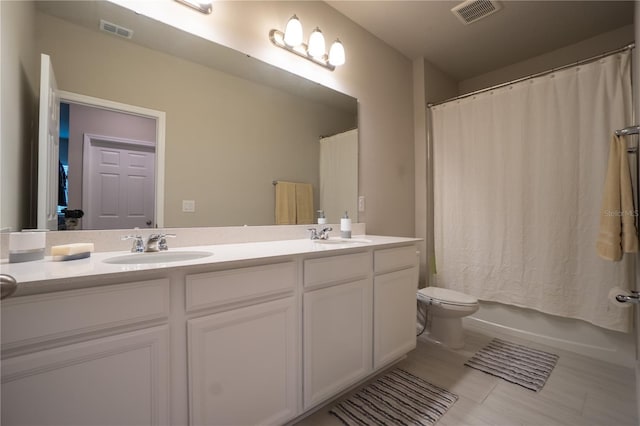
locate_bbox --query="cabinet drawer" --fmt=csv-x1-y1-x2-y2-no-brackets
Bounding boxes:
185,262,296,313
374,245,418,274
1,279,170,350
304,252,371,290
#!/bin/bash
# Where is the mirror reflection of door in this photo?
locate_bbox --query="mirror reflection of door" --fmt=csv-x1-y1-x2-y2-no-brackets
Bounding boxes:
37,53,60,231
58,102,157,230
82,135,156,230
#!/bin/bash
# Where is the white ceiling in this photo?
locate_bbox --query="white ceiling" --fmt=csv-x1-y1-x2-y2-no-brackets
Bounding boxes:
326,0,634,81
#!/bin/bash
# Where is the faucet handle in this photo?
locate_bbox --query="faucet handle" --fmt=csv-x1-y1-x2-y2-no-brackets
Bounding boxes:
308,228,319,240
122,234,145,252
157,233,176,251
319,227,332,240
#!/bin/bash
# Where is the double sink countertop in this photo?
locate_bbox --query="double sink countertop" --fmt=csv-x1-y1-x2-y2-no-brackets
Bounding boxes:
0,235,420,296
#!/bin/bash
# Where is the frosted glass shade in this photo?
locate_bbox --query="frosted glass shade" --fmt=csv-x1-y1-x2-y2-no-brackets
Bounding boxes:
307,28,326,59
328,39,345,66
283,15,303,47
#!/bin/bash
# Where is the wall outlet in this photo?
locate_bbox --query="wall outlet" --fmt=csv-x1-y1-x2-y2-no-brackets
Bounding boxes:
182,200,196,213
358,196,365,213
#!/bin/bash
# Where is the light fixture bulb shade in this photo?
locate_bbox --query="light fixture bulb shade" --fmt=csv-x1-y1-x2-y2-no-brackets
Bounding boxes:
329,39,345,66
307,27,326,59
283,15,303,47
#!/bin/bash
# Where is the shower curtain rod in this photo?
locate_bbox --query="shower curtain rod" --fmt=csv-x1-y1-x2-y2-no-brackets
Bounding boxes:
427,42,635,108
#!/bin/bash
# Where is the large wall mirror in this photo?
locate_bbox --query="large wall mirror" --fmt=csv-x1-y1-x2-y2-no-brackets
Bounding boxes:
35,1,358,230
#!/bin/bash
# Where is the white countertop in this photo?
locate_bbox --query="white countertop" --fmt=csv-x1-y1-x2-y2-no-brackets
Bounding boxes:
1,235,419,292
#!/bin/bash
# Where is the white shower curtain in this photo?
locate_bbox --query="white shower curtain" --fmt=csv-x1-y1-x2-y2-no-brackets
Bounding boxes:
319,129,358,223
432,51,633,332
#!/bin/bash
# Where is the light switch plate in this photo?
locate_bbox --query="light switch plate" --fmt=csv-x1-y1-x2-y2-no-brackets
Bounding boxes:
358,196,365,212
182,200,196,213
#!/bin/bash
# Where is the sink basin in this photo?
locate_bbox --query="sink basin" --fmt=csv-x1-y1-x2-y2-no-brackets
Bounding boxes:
313,238,372,245
103,250,213,265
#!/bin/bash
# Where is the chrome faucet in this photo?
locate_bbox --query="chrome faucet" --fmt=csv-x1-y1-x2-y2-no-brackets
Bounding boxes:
308,227,332,240
145,233,176,252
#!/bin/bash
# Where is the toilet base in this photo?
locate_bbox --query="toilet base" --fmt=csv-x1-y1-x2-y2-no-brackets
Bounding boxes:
429,317,465,349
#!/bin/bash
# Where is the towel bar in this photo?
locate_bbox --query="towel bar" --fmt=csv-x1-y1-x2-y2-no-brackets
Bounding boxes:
615,125,640,136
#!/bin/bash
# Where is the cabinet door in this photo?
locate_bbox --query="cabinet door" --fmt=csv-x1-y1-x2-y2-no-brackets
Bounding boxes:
188,297,298,426
1,325,170,426
303,278,373,409
374,267,418,369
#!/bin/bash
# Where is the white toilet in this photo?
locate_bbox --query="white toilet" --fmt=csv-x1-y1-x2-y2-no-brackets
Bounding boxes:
417,287,479,349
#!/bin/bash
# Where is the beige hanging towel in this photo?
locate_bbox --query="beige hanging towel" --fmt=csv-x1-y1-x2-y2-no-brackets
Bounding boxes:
596,135,639,261
295,183,314,224
275,181,297,225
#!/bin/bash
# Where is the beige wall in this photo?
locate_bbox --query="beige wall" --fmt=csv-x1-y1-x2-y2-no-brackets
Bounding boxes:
112,0,415,236
36,12,356,228
460,25,634,94
66,103,157,212
0,1,39,231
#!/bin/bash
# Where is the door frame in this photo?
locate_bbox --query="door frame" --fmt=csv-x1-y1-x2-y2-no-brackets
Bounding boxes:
82,134,156,230
58,90,166,227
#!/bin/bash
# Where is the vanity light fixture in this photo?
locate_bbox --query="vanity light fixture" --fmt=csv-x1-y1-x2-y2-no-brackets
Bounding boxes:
269,15,345,71
175,0,212,14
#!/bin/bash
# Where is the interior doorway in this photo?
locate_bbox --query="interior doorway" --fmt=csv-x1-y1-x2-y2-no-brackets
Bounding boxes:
57,91,166,230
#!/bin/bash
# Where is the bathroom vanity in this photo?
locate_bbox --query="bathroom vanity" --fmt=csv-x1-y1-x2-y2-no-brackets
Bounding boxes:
0,236,418,425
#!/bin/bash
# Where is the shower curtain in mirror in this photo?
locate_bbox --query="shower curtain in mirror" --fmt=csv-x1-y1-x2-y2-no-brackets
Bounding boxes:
432,51,633,332
319,129,358,223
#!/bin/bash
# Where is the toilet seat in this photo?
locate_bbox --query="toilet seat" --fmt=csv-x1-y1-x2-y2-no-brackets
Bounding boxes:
418,287,478,307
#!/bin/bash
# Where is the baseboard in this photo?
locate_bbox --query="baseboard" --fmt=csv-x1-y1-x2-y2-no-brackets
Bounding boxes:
463,316,635,368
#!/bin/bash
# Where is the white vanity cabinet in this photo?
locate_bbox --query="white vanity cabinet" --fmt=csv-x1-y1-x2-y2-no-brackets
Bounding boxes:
0,237,420,426
1,278,171,426
186,262,299,426
302,252,373,409
373,246,419,369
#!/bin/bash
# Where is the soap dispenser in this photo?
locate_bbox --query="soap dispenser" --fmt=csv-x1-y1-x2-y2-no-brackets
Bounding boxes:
340,211,351,238
317,210,327,224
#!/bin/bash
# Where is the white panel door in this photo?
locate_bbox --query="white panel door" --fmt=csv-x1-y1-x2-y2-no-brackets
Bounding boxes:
83,136,155,229
373,266,418,369
37,53,60,230
303,278,373,409
1,326,170,426
188,297,298,426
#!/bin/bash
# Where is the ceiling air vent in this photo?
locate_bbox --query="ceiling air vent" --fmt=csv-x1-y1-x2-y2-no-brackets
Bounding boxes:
451,0,502,25
100,19,133,39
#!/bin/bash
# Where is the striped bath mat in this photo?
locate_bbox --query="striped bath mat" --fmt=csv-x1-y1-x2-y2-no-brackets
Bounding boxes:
329,369,458,426
464,338,558,391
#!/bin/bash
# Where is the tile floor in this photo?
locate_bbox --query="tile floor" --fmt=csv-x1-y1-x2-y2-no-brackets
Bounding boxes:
295,329,638,426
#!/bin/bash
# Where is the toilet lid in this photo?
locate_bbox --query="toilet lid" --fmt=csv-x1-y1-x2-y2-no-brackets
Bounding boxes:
418,287,478,306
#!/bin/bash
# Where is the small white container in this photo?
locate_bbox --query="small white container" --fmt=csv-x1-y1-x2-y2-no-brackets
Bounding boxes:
317,210,327,224
9,231,46,263
340,211,352,239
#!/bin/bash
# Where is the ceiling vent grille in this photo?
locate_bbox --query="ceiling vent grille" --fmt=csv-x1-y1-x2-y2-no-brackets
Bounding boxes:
100,19,133,39
451,0,502,25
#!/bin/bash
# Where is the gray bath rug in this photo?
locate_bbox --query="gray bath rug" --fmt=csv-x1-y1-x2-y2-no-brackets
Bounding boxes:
329,369,458,426
464,338,559,392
